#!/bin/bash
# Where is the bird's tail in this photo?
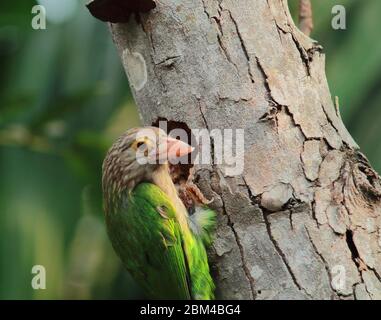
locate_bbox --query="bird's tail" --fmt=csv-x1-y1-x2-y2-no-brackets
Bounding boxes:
189,207,216,247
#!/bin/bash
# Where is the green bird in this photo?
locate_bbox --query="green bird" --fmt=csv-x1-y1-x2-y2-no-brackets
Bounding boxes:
102,127,215,299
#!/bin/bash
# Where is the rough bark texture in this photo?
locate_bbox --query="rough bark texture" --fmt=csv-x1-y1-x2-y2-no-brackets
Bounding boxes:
109,0,381,299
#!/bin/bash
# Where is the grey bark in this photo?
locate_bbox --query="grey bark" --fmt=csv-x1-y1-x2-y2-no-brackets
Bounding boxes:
108,0,381,299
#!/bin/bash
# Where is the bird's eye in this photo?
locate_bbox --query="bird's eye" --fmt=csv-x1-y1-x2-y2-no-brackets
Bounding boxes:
136,141,145,149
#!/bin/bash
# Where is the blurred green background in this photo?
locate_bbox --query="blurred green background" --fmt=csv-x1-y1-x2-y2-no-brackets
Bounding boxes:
0,0,380,299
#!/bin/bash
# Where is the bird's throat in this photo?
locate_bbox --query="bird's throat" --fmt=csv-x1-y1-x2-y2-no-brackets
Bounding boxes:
152,165,190,229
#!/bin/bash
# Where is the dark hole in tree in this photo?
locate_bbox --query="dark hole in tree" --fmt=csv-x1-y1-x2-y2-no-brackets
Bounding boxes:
152,117,197,184
345,229,361,267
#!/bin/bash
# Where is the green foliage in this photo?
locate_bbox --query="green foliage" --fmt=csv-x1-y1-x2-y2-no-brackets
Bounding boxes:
0,1,140,299
0,1,380,299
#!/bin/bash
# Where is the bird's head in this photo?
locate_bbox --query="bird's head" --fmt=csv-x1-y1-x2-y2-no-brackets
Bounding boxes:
102,127,194,197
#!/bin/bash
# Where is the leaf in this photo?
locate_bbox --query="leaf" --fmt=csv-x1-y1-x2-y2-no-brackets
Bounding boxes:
86,0,156,23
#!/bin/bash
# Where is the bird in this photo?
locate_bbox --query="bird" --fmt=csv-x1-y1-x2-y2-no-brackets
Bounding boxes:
102,127,216,299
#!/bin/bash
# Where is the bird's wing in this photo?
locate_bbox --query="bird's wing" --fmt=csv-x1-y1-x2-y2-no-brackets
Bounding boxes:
106,182,191,299
182,225,215,300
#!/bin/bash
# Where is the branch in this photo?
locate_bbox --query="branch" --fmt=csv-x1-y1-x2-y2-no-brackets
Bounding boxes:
299,0,314,36
86,0,156,23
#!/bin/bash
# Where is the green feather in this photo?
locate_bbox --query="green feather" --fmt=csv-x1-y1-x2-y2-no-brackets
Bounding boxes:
105,182,215,299
189,207,216,247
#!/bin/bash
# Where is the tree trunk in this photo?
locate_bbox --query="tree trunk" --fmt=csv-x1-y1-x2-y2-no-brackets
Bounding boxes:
108,0,381,299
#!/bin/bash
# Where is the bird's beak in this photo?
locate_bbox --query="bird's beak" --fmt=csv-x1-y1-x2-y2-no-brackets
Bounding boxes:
156,136,194,163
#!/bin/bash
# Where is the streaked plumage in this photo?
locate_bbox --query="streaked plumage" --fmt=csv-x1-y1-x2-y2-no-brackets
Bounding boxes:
102,127,215,299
